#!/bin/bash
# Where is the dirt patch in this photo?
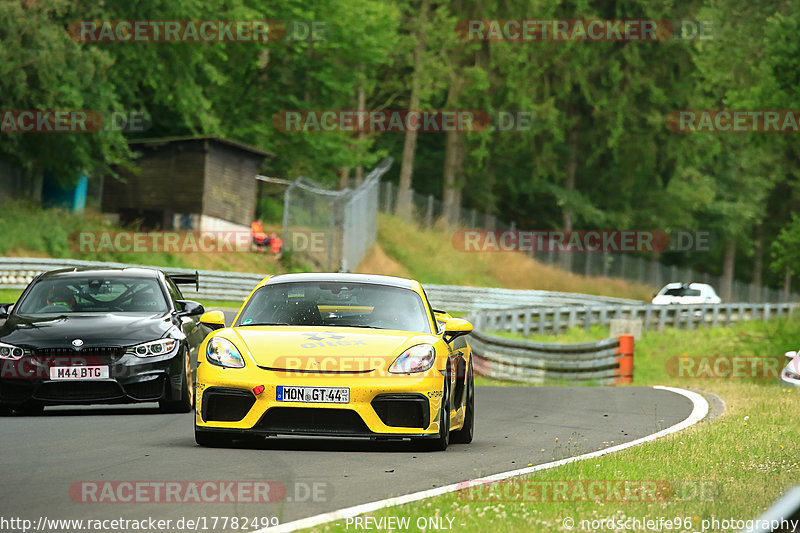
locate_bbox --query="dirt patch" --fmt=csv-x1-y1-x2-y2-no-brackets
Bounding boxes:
3,248,51,258
355,243,411,278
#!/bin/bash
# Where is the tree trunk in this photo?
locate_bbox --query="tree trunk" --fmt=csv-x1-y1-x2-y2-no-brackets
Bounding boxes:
442,128,465,227
338,167,350,190
752,222,763,301
395,0,428,220
720,239,736,301
559,123,579,271
354,81,365,187
783,266,792,302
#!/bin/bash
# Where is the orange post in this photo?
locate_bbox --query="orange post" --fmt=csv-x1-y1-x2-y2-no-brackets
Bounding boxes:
615,334,634,384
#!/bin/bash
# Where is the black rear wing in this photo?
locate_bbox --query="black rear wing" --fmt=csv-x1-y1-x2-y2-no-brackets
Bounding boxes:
167,271,199,292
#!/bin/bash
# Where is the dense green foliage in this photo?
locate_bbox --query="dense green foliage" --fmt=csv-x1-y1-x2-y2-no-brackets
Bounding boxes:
2,0,800,291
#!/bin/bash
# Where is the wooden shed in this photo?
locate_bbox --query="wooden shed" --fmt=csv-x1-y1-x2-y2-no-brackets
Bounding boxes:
102,136,273,231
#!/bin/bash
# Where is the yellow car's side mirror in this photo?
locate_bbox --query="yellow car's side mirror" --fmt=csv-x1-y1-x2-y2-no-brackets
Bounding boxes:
443,317,473,343
199,310,226,330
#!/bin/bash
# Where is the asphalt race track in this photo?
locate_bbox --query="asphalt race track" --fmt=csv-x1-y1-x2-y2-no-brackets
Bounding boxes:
0,386,693,531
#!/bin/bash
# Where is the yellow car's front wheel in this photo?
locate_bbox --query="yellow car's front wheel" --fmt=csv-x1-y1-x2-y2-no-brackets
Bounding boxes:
450,359,474,444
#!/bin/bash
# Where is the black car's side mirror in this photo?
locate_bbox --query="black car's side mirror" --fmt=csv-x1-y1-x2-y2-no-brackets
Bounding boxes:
0,303,13,320
176,300,205,317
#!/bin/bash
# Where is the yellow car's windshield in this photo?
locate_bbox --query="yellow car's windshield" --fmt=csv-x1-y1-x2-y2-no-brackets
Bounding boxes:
235,281,432,334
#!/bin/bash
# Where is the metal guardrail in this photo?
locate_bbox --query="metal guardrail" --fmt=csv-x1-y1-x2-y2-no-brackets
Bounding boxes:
471,302,800,336
466,301,797,384
470,330,633,385
423,285,642,311
0,258,264,302
0,258,639,310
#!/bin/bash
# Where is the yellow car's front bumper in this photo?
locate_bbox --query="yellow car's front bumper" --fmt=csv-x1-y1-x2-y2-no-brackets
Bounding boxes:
195,363,455,439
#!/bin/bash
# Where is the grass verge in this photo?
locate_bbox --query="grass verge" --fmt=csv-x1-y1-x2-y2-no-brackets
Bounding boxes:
0,200,294,274
307,318,800,532
357,213,654,301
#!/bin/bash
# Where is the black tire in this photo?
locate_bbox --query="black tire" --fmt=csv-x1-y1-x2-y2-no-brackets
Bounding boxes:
194,427,233,448
415,376,450,451
450,360,474,444
0,404,13,416
14,402,44,416
160,350,194,414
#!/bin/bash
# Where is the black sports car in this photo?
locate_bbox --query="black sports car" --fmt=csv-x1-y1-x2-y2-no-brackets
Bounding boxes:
0,267,209,415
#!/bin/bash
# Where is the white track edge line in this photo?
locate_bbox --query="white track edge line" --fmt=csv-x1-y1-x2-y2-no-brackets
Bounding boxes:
258,385,709,533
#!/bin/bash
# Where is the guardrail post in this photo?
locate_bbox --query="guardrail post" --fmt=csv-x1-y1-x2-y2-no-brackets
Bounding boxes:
615,334,634,384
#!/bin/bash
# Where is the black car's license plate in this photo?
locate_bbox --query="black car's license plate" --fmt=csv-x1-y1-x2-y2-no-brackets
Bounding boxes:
49,366,109,380
276,386,349,404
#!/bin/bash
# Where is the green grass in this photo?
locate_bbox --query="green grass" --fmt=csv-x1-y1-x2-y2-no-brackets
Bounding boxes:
490,325,612,344
306,318,800,533
0,200,191,267
0,289,22,303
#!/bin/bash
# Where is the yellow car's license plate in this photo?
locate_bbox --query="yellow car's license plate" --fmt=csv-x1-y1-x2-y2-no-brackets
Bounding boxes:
276,386,349,404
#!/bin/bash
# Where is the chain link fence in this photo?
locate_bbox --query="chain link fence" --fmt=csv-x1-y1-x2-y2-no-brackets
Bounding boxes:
282,158,392,272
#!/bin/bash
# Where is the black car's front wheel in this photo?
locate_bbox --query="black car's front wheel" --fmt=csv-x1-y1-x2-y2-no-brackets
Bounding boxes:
160,350,194,414
14,402,44,416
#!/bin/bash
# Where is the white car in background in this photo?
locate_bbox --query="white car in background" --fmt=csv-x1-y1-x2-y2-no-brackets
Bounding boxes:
651,282,721,305
781,350,800,387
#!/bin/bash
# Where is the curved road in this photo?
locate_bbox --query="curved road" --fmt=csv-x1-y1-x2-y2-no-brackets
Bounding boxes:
0,386,693,531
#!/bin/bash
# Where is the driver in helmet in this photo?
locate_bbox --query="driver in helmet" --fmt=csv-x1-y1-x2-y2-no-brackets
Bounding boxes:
45,285,76,310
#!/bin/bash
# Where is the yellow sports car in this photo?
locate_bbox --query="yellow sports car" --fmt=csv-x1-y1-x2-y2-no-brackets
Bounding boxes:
194,273,474,451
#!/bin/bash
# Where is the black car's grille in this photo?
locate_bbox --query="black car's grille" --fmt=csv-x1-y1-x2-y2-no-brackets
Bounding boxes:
32,346,124,364
256,407,370,435
202,387,256,422
371,394,429,429
0,381,34,402
124,376,166,400
34,381,124,401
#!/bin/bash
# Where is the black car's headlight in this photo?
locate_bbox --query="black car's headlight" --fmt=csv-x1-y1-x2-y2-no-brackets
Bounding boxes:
0,341,28,360
388,344,436,374
126,339,178,358
206,337,245,368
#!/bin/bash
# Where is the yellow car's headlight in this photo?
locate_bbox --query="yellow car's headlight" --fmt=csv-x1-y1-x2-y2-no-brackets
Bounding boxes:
206,337,245,368
388,344,436,374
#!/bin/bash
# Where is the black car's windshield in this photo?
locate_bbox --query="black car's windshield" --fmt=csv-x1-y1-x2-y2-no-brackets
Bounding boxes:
236,281,432,334
15,276,169,314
